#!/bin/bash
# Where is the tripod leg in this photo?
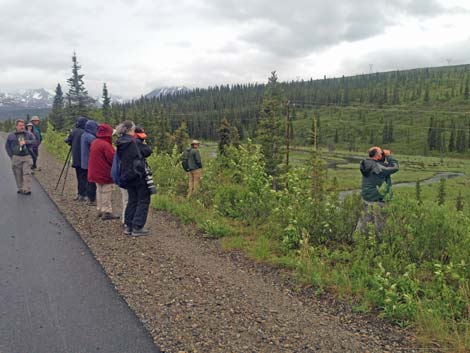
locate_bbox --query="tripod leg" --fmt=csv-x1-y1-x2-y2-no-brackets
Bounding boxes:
55,148,72,190
60,154,72,196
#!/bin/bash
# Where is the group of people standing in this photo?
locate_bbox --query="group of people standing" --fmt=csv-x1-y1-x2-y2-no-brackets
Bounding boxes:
5,114,204,237
66,118,153,236
5,117,43,195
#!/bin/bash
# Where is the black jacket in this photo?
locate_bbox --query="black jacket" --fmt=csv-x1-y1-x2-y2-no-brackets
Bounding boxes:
116,134,146,187
136,138,152,159
65,117,88,168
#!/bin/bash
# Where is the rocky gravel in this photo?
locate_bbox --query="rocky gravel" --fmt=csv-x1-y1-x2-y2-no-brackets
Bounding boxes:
34,149,419,353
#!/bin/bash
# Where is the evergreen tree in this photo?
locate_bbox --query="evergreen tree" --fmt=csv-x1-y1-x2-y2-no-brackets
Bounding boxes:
456,191,464,212
49,83,65,130
257,71,284,185
437,178,446,205
415,180,422,205
456,127,466,153
65,52,93,120
174,121,189,154
102,83,111,123
218,118,232,155
154,112,173,154
424,85,430,104
311,115,326,200
465,78,469,100
448,122,456,152
230,126,240,149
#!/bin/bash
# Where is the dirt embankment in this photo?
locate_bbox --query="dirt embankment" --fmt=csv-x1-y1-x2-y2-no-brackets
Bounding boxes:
34,148,417,353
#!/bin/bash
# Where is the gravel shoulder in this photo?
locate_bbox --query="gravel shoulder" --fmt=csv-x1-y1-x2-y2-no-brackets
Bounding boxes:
35,148,418,353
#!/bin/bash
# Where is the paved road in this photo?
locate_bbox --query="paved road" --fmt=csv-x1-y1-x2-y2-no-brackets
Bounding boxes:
0,137,159,353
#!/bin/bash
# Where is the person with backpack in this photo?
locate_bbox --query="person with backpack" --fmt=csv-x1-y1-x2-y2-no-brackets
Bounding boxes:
88,124,120,220
30,116,42,170
5,119,36,195
182,140,203,197
115,121,151,236
65,116,88,201
81,120,98,205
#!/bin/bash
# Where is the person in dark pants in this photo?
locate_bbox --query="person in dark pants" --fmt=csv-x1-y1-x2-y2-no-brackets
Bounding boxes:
30,115,42,170
81,120,98,205
26,122,38,171
116,121,151,237
65,116,88,201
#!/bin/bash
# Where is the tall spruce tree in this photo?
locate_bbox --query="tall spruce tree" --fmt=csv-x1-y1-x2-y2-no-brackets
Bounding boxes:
102,83,111,123
465,78,469,100
174,121,189,154
437,178,446,205
218,118,232,156
154,112,173,154
49,83,65,130
257,71,284,185
311,115,327,200
66,52,92,120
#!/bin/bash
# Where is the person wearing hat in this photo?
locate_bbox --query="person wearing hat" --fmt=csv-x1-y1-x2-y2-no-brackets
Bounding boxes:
187,139,203,197
25,122,38,171
30,116,42,170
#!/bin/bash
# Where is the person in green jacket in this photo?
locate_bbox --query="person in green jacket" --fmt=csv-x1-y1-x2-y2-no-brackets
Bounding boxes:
360,147,399,202
187,140,203,197
356,146,399,235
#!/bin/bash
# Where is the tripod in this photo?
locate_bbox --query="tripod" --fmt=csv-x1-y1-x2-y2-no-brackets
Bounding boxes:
55,147,72,195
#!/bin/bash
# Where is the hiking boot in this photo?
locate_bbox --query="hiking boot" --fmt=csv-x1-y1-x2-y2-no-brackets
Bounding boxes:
86,200,96,206
101,212,120,221
123,225,133,235
23,191,31,195
130,227,150,237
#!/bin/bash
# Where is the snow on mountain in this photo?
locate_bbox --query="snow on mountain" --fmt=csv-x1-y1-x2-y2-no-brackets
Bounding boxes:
0,88,54,110
145,86,189,99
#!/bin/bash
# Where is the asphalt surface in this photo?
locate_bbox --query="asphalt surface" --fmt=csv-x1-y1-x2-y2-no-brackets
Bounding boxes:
0,137,160,353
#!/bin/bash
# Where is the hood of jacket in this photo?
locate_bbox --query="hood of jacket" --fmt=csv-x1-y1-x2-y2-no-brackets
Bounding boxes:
96,124,113,138
360,158,379,177
84,120,98,136
76,116,88,129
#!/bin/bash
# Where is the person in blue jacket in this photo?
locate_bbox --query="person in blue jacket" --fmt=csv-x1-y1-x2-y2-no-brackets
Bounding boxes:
80,120,98,205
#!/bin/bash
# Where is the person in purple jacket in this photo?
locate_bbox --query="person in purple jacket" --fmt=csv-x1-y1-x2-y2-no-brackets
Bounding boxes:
4,119,36,195
80,119,98,205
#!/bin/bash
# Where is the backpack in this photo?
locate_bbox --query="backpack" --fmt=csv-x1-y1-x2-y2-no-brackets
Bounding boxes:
111,153,127,188
181,148,190,172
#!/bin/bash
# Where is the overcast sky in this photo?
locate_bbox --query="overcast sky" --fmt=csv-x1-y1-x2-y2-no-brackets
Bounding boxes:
1,0,470,98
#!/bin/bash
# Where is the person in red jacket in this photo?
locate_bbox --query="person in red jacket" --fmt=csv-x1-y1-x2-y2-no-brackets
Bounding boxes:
88,124,120,220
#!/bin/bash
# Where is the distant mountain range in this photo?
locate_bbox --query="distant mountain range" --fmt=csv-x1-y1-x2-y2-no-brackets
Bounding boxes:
0,88,54,110
0,86,188,118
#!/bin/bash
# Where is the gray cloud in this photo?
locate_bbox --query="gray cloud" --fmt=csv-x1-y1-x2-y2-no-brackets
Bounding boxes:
0,0,468,97
203,0,447,57
342,38,470,74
